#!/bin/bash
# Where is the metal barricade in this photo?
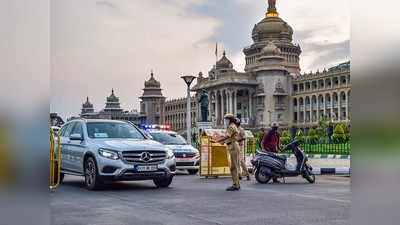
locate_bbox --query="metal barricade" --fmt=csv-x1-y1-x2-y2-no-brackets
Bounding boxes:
49,128,62,190
199,129,231,178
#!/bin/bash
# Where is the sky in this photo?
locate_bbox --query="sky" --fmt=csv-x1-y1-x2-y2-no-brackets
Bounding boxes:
50,0,350,120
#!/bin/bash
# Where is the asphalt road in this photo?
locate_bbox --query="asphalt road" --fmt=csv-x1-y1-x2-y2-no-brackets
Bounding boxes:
51,173,350,225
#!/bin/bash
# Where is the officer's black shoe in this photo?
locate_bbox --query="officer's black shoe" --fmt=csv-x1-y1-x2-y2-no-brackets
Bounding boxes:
239,176,242,180
226,186,240,191
246,175,251,181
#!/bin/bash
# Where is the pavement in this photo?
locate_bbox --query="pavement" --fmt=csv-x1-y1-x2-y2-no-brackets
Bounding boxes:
51,173,350,225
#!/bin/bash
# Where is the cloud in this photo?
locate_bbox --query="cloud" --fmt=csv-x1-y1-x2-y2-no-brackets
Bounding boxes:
51,0,220,119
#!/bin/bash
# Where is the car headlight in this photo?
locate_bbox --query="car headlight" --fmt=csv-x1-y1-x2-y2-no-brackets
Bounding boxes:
98,148,119,160
166,148,175,159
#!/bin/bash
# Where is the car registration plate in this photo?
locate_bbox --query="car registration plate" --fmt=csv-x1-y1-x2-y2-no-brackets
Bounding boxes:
136,165,158,172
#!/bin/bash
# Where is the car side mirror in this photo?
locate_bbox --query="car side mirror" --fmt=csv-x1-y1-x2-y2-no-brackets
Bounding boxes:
69,133,83,141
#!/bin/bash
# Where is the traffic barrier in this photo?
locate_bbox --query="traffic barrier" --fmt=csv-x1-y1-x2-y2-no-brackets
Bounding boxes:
199,129,256,178
49,128,62,190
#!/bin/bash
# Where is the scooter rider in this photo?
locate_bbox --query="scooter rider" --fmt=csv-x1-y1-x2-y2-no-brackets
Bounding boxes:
261,122,282,183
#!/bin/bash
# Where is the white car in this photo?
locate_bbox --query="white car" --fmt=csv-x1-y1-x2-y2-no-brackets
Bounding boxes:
147,130,200,175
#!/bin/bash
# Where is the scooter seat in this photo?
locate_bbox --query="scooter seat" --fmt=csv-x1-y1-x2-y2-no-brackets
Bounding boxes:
258,151,287,162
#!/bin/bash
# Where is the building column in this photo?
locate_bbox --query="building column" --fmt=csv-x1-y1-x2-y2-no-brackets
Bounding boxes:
297,99,300,125
215,91,219,125
303,96,306,125
317,97,320,121
338,92,342,121
227,90,231,114
345,92,349,121
248,90,251,121
221,90,225,118
233,90,238,117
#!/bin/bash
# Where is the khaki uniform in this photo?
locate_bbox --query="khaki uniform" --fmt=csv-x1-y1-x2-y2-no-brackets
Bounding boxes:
225,123,240,188
237,127,249,177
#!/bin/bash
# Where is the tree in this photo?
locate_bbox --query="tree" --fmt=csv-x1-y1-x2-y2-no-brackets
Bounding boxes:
332,123,347,143
307,128,319,144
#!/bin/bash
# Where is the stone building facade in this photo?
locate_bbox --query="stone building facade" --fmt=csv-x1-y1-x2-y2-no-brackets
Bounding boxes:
164,97,197,132
190,1,350,130
292,62,350,128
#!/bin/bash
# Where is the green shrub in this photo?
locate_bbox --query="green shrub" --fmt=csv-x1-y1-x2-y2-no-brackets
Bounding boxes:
295,129,305,143
280,130,291,145
306,128,319,144
332,124,347,143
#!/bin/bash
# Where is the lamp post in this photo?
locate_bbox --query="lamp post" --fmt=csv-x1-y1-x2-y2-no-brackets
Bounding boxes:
181,75,196,145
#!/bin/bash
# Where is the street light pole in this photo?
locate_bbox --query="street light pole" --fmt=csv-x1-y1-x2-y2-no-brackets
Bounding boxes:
181,75,196,145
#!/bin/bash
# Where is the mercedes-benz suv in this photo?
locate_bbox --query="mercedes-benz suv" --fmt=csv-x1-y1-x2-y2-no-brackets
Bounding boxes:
58,119,176,190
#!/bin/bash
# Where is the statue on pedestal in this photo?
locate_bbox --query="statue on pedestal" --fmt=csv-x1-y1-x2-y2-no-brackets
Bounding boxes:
199,90,209,122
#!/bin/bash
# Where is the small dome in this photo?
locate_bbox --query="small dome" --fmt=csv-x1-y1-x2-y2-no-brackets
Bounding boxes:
107,89,119,102
82,96,93,108
262,42,281,55
216,51,233,69
144,71,161,88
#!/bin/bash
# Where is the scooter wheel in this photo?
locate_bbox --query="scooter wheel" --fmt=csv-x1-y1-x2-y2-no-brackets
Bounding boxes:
255,169,271,184
303,168,315,184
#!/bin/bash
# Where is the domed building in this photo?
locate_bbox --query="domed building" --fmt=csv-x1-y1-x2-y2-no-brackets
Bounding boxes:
81,96,94,115
244,0,301,75
139,71,166,124
79,90,140,123
103,89,123,114
191,0,351,130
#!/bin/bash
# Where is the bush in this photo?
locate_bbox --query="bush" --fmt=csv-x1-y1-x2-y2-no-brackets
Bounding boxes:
306,128,319,144
295,129,305,143
280,130,291,145
332,124,347,143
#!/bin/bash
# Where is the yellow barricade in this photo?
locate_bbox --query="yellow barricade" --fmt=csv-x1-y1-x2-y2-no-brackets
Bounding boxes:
49,128,62,190
199,129,231,178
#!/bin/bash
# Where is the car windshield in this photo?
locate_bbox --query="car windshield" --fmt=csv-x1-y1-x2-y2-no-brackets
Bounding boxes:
87,122,145,139
150,132,187,145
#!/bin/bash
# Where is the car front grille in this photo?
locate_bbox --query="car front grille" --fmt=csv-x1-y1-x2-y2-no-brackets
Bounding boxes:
174,152,196,158
122,150,167,163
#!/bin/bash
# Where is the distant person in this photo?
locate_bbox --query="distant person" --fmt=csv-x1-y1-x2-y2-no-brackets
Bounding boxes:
261,122,282,183
235,119,250,181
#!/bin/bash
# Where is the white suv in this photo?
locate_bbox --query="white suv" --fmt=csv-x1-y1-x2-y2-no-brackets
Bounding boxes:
58,119,176,190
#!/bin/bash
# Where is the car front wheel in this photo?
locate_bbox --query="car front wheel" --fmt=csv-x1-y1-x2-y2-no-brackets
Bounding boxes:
153,176,173,188
84,157,102,190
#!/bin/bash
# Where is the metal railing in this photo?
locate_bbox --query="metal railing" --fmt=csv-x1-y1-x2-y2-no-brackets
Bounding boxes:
285,141,351,155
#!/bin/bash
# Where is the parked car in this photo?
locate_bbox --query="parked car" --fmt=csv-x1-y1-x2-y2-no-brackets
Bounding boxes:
146,129,199,175
57,119,176,190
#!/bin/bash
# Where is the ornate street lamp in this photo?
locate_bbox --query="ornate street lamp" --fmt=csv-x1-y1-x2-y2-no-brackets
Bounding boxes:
181,75,196,145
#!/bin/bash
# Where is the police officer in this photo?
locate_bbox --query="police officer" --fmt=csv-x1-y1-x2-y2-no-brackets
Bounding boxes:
212,114,241,191
235,118,250,181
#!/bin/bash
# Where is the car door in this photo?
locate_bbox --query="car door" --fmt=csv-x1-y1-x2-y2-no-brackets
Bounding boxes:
60,122,75,172
68,122,86,173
